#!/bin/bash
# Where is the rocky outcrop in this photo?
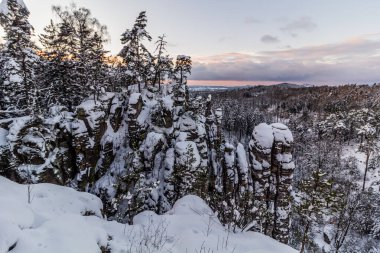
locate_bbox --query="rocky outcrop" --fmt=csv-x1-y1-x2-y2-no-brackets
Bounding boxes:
127,92,145,150
72,93,119,190
0,82,295,246
249,123,295,244
0,108,77,185
115,82,212,223
0,93,126,191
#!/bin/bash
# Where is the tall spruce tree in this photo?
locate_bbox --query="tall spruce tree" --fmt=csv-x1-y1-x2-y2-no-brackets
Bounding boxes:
39,19,76,109
0,0,40,117
87,31,109,102
39,5,109,109
119,11,152,92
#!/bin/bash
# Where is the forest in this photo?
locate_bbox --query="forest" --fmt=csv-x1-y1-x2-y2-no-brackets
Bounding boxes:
0,0,379,252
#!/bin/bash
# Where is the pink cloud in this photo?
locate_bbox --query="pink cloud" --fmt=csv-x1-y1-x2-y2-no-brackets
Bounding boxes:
189,35,380,85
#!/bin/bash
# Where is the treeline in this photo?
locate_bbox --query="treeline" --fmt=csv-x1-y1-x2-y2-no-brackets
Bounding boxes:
195,84,380,142
0,0,189,118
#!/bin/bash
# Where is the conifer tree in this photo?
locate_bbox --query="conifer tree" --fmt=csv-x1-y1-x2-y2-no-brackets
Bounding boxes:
39,20,76,109
153,35,173,90
39,5,109,108
169,143,199,203
295,170,339,253
173,55,192,85
119,11,152,92
70,6,108,93
87,31,109,102
0,0,40,117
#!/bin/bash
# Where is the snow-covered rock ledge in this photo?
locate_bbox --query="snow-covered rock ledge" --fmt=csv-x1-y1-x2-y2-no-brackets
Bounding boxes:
0,176,296,253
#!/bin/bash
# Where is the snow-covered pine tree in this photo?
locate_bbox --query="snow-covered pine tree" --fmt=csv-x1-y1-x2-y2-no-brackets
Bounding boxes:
41,5,109,108
294,170,340,253
173,55,192,86
0,0,40,117
39,20,76,110
172,55,192,118
170,142,199,202
87,31,109,102
69,6,108,95
152,35,173,91
119,11,153,92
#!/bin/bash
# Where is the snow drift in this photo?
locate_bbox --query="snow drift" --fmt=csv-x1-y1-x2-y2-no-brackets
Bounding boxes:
0,176,296,253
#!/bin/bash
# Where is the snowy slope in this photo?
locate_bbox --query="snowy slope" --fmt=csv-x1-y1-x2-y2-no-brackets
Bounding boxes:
341,143,380,191
0,176,297,253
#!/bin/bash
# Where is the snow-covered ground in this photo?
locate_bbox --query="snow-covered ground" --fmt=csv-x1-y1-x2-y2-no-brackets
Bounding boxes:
0,176,297,253
341,142,380,192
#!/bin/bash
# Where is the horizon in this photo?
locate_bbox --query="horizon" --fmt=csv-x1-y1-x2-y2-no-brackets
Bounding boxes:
2,0,380,86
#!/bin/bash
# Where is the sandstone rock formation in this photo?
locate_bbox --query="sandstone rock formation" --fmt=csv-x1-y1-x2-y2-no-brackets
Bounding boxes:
249,122,295,243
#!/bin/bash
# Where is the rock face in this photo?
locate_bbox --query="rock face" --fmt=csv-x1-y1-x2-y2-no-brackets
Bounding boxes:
0,93,126,191
127,92,145,150
0,112,76,185
114,82,213,223
249,122,295,244
0,82,295,245
72,93,125,191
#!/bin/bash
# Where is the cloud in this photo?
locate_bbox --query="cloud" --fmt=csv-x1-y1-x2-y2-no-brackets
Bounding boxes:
280,16,317,37
261,35,280,44
218,36,232,43
244,17,261,24
167,42,178,47
190,35,380,84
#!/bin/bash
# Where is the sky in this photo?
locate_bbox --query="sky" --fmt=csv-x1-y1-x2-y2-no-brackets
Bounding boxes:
4,0,380,85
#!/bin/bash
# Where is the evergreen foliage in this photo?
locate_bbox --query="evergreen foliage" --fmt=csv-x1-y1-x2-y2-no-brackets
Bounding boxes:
0,0,40,117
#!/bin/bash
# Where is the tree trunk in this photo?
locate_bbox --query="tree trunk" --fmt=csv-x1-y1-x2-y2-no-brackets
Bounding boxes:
362,148,370,191
300,221,310,253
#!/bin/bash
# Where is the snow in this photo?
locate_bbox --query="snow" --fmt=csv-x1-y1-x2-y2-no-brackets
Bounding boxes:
140,132,166,163
251,123,274,153
0,176,104,253
179,115,197,132
162,95,173,110
341,142,380,191
136,107,149,126
224,142,235,169
236,143,249,174
6,116,31,142
0,177,296,253
272,123,294,145
175,141,201,170
128,92,141,105
0,128,8,146
250,123,293,154
215,108,223,117
0,0,27,15
276,153,293,163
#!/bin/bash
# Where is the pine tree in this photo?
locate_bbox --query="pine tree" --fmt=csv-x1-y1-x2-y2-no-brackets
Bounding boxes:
70,6,108,94
119,11,152,92
172,55,192,114
152,35,173,90
295,170,339,253
173,55,192,85
39,19,76,109
169,142,199,203
39,5,109,109
87,31,109,102
0,0,40,117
